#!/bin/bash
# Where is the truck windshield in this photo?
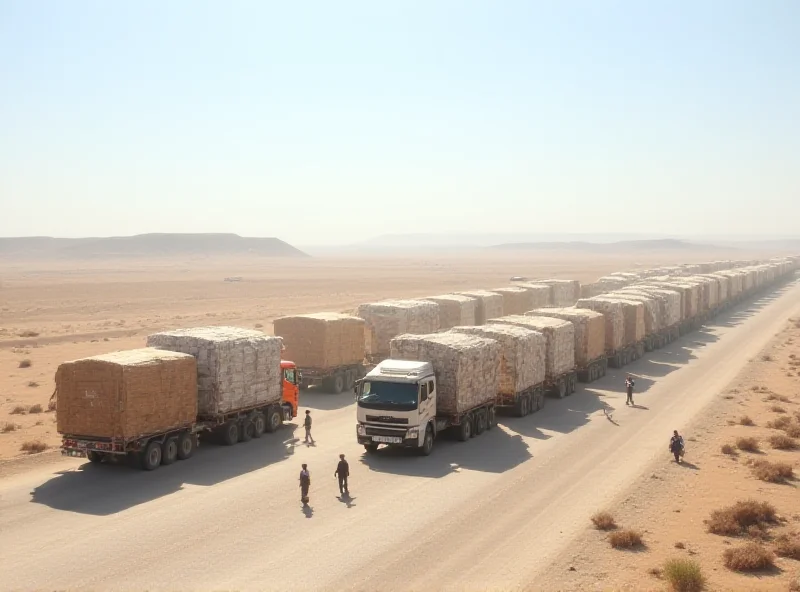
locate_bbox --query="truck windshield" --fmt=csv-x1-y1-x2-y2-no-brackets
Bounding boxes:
358,381,418,411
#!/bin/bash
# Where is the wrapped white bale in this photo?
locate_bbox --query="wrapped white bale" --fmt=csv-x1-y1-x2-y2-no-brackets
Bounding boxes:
516,283,552,308
647,281,693,320
597,276,631,290
357,300,440,359
147,326,282,417
580,282,609,298
591,297,645,344
420,294,476,329
614,291,661,334
536,279,581,306
389,332,500,415
490,287,535,315
529,307,605,368
458,290,504,325
706,274,730,303
632,286,682,326
272,313,365,370
451,324,545,395
493,315,575,380
576,298,625,352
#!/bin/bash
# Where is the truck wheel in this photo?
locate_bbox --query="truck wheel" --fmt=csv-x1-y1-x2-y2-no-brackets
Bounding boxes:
265,407,282,433
537,392,546,411
419,427,434,456
344,370,355,391
177,432,195,460
474,411,486,435
364,443,379,454
87,450,104,464
239,420,253,443
556,378,567,398
332,373,345,394
457,416,472,442
515,395,528,417
251,412,266,438
486,407,495,430
162,437,179,466
141,441,162,471
221,422,239,446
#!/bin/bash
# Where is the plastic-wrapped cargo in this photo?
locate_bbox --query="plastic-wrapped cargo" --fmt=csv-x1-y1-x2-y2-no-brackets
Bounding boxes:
493,315,575,379
146,326,282,417
273,313,365,369
457,290,504,325
420,294,477,329
389,332,500,415
632,286,682,326
356,300,440,359
490,287,535,315
580,282,608,298
591,297,645,344
613,291,660,334
648,281,694,319
56,348,197,439
516,283,552,308
451,324,545,396
536,279,581,306
596,276,632,290
576,298,625,352
529,308,605,368
704,274,730,303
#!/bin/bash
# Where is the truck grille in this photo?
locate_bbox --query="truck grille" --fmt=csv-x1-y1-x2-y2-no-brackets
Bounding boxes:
365,415,408,425
365,426,406,437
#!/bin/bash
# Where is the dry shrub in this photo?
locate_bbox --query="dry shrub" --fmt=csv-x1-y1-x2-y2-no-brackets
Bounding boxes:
47,399,57,412
647,566,662,577
2,422,20,433
591,511,617,530
18,330,39,338
774,535,800,560
769,434,798,450
27,404,43,414
20,440,48,454
751,459,794,483
721,444,736,456
767,416,793,430
790,577,800,592
751,386,760,392
772,405,787,414
662,558,705,592
10,405,27,415
766,393,791,403
254,323,264,328
747,524,769,540
739,416,755,426
723,542,774,572
27,381,40,388
608,529,644,549
737,437,760,452
674,541,686,549
785,424,800,438
707,499,777,536
18,359,32,368
762,354,773,362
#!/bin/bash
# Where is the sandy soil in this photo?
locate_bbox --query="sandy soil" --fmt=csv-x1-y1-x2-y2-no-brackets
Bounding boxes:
538,316,800,591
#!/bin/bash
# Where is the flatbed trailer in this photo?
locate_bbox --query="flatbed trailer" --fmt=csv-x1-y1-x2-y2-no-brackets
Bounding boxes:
298,363,367,394
495,383,546,417
576,355,608,383
607,343,640,368
545,369,578,398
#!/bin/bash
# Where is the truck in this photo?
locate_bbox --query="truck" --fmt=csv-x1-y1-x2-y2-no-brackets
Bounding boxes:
59,327,300,471
356,332,500,456
575,298,637,368
529,308,607,383
273,312,368,394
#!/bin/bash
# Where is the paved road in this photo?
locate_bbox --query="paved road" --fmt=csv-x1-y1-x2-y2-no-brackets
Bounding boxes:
2,281,798,592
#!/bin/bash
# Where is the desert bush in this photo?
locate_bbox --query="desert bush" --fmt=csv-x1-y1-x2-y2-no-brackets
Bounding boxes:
762,354,773,362
28,403,43,414
662,558,705,592
769,434,798,450
751,459,794,483
18,359,32,368
254,323,264,328
27,381,40,388
790,576,800,592
737,437,760,452
20,440,48,454
785,424,800,438
772,405,787,414
766,393,791,403
767,416,793,430
674,541,686,549
2,422,20,433
18,330,39,338
707,499,777,536
739,416,755,426
723,542,774,572
608,529,644,549
774,535,800,560
591,511,617,531
721,444,736,456
10,405,27,415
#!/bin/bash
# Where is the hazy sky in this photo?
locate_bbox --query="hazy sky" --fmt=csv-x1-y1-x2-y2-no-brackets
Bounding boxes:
2,1,798,245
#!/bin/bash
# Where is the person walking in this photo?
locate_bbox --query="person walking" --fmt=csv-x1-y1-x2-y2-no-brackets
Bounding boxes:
304,410,315,445
334,454,349,495
625,375,635,406
669,430,685,463
299,463,311,504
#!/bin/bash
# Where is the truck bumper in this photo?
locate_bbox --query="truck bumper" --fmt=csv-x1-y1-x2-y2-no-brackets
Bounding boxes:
358,434,419,448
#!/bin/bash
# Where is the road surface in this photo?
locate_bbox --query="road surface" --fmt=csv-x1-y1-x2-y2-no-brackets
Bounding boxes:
2,281,798,592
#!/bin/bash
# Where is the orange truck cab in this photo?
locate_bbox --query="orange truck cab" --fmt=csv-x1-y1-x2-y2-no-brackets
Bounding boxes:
281,360,300,419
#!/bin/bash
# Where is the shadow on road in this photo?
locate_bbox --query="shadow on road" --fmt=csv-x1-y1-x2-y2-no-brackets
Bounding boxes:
30,425,300,516
299,388,355,411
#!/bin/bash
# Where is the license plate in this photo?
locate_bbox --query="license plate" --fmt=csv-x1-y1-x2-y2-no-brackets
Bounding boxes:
62,449,87,458
372,435,402,444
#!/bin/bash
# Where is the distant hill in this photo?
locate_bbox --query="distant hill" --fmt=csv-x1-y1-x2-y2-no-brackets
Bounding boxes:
489,239,735,252
0,233,309,259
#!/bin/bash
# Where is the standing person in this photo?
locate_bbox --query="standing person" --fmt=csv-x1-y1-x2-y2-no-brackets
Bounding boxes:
334,454,349,495
299,463,311,503
625,375,635,406
304,410,315,445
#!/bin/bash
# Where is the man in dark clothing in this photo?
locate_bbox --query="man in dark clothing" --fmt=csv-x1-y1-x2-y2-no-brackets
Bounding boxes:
304,410,314,444
669,430,685,463
334,454,349,495
625,376,635,406
299,463,311,503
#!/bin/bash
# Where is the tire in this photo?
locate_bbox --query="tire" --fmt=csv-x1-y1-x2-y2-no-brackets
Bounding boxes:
221,421,239,446
265,407,282,433
457,416,472,442
251,412,266,438
87,450,104,464
239,420,253,443
569,374,577,395
537,392,545,411
332,373,345,394
177,432,195,460
364,443,379,454
161,437,178,466
344,370,355,392
474,411,486,435
556,377,567,399
141,441,162,471
516,395,529,417
419,426,434,456
486,406,495,430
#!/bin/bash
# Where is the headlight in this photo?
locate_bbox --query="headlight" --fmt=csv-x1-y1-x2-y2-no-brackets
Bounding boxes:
357,424,366,436
406,427,419,439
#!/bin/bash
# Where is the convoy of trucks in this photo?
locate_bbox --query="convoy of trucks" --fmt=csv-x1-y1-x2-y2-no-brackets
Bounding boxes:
55,257,798,468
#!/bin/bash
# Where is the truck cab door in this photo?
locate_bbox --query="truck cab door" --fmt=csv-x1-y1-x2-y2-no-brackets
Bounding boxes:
282,366,299,418
419,378,436,424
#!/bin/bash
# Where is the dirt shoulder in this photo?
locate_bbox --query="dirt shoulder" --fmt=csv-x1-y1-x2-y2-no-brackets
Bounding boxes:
537,318,800,591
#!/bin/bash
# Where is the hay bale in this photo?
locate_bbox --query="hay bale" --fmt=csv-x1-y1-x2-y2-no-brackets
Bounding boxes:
452,324,545,395
420,294,477,329
614,291,660,334
493,315,575,379
516,284,552,308
530,308,605,367
457,290,504,324
576,298,625,352
356,300,440,359
536,279,581,306
389,332,500,414
592,297,645,344
490,287,535,315
634,284,684,324
147,326,282,417
56,348,197,439
273,313,365,370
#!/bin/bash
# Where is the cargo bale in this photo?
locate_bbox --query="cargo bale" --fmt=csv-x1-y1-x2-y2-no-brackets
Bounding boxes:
493,315,575,379
56,348,197,439
147,326,282,417
576,298,625,352
592,297,645,344
536,279,581,306
631,286,682,326
457,290,504,325
529,308,605,368
452,324,545,395
389,332,500,415
356,300,440,359
420,294,477,329
273,313,365,370
490,287,534,315
515,283,552,308
614,291,660,334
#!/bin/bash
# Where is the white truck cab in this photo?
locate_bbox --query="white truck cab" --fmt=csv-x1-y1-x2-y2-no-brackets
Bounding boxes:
356,359,437,455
